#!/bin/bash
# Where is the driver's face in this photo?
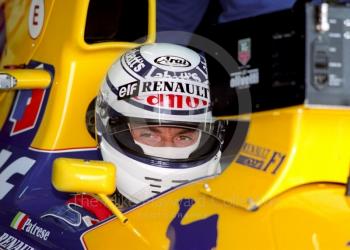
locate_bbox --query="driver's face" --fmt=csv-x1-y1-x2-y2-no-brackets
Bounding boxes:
129,125,200,147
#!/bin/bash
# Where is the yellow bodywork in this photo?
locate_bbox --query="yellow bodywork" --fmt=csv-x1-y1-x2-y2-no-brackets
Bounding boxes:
81,106,350,249
0,0,155,150
83,182,350,250
1,0,350,249
207,106,350,210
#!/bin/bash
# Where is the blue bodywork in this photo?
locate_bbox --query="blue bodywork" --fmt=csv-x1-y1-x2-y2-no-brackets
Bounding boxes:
0,62,102,250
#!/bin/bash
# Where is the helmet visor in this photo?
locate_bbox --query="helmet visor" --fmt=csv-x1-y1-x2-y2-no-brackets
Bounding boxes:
96,93,224,162
129,124,201,159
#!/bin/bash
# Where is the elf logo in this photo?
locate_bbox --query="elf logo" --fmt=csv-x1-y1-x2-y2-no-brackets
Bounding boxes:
11,211,50,240
154,56,191,67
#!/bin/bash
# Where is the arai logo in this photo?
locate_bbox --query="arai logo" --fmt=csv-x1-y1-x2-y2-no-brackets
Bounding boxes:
154,56,191,67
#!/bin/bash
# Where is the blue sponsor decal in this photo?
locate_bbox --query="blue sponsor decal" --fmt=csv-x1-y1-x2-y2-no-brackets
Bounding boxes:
167,199,218,250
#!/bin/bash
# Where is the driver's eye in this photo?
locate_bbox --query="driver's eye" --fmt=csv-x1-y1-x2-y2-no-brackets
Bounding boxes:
140,132,152,138
177,135,193,141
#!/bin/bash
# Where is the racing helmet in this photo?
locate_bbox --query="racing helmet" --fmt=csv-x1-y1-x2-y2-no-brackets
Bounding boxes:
95,43,225,203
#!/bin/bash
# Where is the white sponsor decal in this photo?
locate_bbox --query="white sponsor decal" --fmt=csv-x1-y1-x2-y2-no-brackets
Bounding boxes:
0,233,34,250
22,219,50,241
115,80,209,101
28,0,45,39
147,70,202,82
11,212,50,241
154,56,191,67
115,80,209,111
0,149,35,200
124,49,146,73
230,68,259,88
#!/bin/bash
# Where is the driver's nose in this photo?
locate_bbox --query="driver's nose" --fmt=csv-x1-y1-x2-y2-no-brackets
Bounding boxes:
158,127,176,147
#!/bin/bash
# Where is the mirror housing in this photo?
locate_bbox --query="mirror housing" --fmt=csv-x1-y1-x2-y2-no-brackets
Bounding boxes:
0,69,51,90
52,158,116,195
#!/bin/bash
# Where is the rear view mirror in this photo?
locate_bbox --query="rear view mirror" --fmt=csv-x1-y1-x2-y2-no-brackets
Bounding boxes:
52,158,116,195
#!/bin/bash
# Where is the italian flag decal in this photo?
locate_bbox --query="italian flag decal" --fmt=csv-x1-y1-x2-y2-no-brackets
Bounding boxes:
10,211,28,230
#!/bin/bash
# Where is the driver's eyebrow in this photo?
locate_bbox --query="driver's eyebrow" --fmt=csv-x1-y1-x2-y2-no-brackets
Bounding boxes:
148,127,196,135
176,129,197,135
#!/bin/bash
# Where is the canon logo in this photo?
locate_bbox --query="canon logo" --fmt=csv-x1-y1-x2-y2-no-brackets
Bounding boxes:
154,56,191,67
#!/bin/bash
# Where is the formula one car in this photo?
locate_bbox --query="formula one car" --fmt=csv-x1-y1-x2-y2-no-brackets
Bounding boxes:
1,0,350,249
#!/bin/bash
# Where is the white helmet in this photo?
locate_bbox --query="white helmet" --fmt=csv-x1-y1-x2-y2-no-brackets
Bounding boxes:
95,43,225,203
